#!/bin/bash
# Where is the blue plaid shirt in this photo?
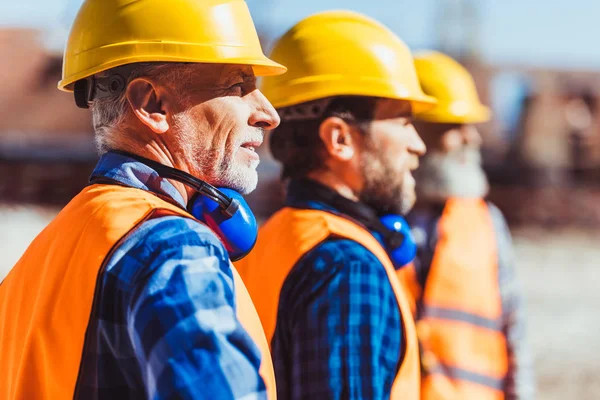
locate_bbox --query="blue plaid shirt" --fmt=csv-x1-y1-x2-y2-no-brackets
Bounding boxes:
75,152,266,399
271,179,403,400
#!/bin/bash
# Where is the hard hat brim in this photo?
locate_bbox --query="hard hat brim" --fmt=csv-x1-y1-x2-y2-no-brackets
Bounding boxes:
58,51,286,92
264,76,438,113
415,103,492,124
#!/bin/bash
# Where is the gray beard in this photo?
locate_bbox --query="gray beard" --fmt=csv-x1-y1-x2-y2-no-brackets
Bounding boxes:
414,148,489,203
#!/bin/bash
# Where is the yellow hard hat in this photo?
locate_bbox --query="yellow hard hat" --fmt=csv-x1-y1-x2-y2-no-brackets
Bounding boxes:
58,0,286,92
413,51,491,124
261,10,437,113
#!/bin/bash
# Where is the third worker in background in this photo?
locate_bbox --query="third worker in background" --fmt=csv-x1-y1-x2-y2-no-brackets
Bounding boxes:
397,51,535,400
237,10,437,400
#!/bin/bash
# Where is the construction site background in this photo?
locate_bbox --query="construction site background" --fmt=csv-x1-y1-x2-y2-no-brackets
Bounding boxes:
2,1,600,398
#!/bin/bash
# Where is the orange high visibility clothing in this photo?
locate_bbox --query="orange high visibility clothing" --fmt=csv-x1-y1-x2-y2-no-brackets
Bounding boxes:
236,207,420,399
0,184,275,399
397,198,508,400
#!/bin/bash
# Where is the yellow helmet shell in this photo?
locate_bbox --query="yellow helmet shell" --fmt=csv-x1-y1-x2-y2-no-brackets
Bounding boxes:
261,10,437,113
59,0,286,91
413,51,491,124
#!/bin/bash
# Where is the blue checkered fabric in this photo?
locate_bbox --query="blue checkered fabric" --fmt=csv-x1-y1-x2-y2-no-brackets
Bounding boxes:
74,152,266,400
271,179,403,400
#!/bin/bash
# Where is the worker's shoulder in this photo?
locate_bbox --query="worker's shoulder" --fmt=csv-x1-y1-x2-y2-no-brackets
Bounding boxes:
486,201,504,215
293,237,386,278
486,201,510,229
281,237,393,308
138,214,225,249
109,214,229,278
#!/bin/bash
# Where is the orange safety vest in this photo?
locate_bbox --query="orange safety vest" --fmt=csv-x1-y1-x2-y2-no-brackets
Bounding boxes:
397,198,508,400
0,184,275,399
236,207,420,399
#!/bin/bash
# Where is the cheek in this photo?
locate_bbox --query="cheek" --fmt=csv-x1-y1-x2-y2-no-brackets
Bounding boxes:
194,99,248,149
221,99,252,147
378,127,411,167
442,130,463,152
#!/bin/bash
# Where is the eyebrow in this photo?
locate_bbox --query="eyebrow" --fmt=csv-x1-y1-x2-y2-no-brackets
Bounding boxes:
218,70,254,88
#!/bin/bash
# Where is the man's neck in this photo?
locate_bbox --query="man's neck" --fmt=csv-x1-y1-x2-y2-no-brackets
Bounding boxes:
112,141,193,205
306,170,359,202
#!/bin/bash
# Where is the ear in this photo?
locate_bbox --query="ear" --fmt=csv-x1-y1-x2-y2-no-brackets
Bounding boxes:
318,116,356,162
126,78,170,134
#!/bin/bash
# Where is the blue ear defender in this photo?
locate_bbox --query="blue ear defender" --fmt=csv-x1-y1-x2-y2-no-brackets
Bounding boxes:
378,214,417,269
115,151,258,261
287,179,418,269
190,188,258,261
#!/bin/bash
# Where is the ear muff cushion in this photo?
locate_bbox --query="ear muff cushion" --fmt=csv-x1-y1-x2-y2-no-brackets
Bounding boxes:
190,188,258,261
74,80,90,109
379,214,417,268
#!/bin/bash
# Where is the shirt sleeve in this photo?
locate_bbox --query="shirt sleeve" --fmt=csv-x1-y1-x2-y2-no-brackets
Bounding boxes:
125,216,266,400
488,204,536,400
272,238,402,400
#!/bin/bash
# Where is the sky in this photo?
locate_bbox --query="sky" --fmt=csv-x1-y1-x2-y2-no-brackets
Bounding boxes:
2,0,600,70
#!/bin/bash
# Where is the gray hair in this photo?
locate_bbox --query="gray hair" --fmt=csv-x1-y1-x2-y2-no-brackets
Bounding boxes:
90,62,196,154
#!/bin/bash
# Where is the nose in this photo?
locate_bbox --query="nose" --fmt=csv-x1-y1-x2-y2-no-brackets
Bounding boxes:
248,90,280,130
461,124,482,147
407,123,427,156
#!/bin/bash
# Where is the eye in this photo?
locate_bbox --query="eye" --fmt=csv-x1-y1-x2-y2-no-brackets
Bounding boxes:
400,116,413,126
228,82,244,92
226,76,256,96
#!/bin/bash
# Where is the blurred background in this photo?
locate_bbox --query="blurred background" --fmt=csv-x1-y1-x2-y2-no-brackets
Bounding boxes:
1,0,600,398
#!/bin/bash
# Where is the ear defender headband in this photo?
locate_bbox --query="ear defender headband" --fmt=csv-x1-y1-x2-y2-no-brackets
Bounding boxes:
115,151,257,261
74,65,138,109
291,181,417,268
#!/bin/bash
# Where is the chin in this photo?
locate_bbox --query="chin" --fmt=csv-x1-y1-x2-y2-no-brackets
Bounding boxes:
400,193,416,215
238,177,258,195
219,167,258,195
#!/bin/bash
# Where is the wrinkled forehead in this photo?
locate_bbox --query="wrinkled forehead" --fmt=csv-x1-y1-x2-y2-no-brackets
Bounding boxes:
183,63,256,85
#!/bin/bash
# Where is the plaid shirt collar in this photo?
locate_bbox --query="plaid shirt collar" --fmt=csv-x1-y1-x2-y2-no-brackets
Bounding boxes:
89,151,187,208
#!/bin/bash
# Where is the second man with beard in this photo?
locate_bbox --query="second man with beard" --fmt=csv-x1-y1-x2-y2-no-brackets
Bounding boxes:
236,10,436,400
399,51,535,400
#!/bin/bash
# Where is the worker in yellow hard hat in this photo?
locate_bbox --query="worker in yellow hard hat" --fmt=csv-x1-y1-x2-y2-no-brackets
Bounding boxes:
397,51,535,400
235,10,436,399
0,0,284,398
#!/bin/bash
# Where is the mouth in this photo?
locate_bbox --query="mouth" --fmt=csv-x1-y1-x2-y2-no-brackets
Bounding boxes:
239,139,263,162
408,158,420,172
240,139,263,153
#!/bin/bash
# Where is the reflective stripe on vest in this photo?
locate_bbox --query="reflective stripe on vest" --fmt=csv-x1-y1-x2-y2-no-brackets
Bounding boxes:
236,207,421,399
0,184,275,399
403,198,508,399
